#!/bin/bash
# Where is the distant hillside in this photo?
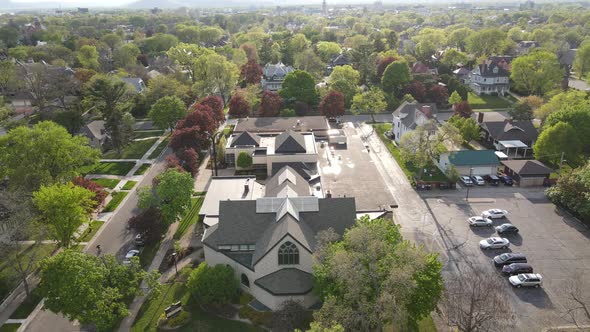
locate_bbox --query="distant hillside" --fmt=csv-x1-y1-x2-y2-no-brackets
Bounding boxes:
126,0,274,8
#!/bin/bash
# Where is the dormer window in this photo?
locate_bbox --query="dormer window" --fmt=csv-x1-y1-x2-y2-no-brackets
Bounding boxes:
278,241,299,265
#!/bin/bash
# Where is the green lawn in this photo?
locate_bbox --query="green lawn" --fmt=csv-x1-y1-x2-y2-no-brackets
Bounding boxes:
174,197,205,240
91,178,120,189
78,221,104,242
134,163,151,176
222,125,234,138
122,180,138,190
134,130,165,139
103,191,128,213
0,244,57,301
148,137,170,159
80,162,135,176
9,291,42,319
0,323,21,332
139,240,161,270
132,283,261,332
373,124,448,182
103,138,159,159
467,92,513,109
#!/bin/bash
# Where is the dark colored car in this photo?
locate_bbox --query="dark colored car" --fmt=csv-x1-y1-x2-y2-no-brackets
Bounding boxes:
134,234,145,246
493,253,527,267
484,174,500,186
500,175,514,186
502,263,534,276
496,223,519,235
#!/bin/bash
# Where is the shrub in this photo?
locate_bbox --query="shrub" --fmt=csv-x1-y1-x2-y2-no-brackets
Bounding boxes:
238,304,273,327
236,151,253,169
167,310,190,327
186,263,239,305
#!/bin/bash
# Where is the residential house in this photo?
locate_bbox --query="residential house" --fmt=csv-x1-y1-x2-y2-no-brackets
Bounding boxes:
122,77,146,94
437,150,500,176
261,62,294,91
478,115,538,155
453,66,471,84
225,130,318,176
391,101,438,143
202,166,357,311
469,60,510,96
516,41,540,55
80,120,108,149
500,159,551,187
411,62,437,76
327,53,351,73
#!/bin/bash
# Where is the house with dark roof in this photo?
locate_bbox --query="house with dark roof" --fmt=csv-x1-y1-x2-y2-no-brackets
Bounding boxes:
225,130,318,176
500,159,551,186
202,166,356,311
437,150,500,176
516,41,540,55
121,77,146,93
327,53,351,73
80,120,108,149
469,59,510,96
391,101,438,143
261,62,294,91
478,118,538,151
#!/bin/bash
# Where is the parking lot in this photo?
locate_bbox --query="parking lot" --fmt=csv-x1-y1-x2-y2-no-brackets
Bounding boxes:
422,186,590,330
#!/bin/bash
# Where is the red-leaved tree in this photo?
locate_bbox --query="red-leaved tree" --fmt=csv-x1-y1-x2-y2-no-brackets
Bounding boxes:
228,94,251,118
128,207,165,245
180,107,217,135
240,59,263,85
197,96,224,123
454,101,473,118
376,56,397,82
403,80,427,103
428,85,449,105
72,176,108,208
240,44,258,61
165,154,184,172
170,126,208,153
319,91,345,117
178,148,199,177
259,91,283,117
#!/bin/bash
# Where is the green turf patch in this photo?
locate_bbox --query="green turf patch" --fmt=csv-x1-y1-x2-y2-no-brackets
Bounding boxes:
102,138,159,159
139,240,160,270
134,130,165,139
174,197,205,240
467,92,513,109
103,191,128,213
148,137,170,159
373,124,448,182
80,162,135,176
0,323,21,332
91,178,120,189
78,220,104,242
131,283,261,332
134,164,151,176
122,181,138,190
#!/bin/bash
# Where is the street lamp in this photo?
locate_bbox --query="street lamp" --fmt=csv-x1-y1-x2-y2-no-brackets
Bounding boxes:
171,252,178,276
206,131,223,177
465,167,474,201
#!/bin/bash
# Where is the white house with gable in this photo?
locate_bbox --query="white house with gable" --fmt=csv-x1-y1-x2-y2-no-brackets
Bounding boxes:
391,101,438,143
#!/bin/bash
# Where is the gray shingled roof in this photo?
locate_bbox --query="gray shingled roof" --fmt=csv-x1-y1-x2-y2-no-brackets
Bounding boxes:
481,120,538,143
501,160,551,176
474,62,510,77
254,268,314,295
233,116,329,135
230,131,260,147
121,77,145,93
263,62,294,79
271,162,317,180
275,130,306,153
393,101,438,129
265,166,310,197
82,120,106,140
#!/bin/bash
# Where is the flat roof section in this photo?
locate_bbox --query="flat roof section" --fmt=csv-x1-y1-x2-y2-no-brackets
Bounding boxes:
200,176,264,219
234,116,329,136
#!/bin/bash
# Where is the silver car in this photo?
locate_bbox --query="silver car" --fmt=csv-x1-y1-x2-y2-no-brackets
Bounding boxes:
509,273,543,288
468,216,493,227
479,237,510,250
482,209,508,219
123,249,140,265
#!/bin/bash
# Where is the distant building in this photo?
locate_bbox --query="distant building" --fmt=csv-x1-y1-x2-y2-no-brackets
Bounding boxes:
469,60,510,96
438,150,500,176
391,101,438,143
516,41,540,55
327,53,351,74
121,77,146,94
77,7,89,13
261,62,294,91
80,120,108,149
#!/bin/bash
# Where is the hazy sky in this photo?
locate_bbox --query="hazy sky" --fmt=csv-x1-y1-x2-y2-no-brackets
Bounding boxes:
12,0,134,4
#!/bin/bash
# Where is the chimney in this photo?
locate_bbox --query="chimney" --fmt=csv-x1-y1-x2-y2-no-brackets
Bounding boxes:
420,105,432,118
477,112,484,124
325,190,332,198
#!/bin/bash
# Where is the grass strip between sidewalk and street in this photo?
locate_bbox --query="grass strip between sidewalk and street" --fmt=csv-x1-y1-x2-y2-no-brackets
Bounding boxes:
122,180,138,190
102,138,159,159
174,196,205,240
78,220,104,243
148,137,170,159
103,191,128,213
91,178,120,189
80,162,136,176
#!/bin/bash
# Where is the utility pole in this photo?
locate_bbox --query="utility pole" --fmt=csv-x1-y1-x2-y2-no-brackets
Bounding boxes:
559,152,565,170
465,167,474,201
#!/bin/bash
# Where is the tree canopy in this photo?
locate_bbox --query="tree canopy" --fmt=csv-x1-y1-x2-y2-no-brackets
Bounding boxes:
279,70,319,106
511,51,562,96
149,96,187,130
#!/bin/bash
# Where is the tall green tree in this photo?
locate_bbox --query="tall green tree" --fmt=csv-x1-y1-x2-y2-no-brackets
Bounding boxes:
441,49,469,67
381,60,412,95
113,44,140,69
329,65,360,85
37,250,159,332
448,116,481,142
84,75,134,154
76,45,100,70
535,90,590,122
149,96,187,131
330,79,359,109
351,44,375,85
466,28,508,56
574,42,590,79
279,70,319,106
545,107,590,157
316,42,342,62
0,60,16,96
294,49,325,80
546,163,590,222
138,169,193,225
187,263,239,305
33,183,94,248
351,87,387,120
534,122,582,167
167,43,212,84
0,121,99,190
313,217,443,331
191,53,239,104
511,51,562,96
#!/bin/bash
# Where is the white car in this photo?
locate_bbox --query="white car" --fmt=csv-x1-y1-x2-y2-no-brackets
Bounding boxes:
123,249,140,265
479,237,510,250
471,175,485,186
460,176,473,186
468,216,493,227
509,273,543,288
481,209,508,219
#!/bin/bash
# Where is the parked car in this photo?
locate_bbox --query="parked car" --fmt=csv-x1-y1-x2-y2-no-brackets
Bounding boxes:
468,216,493,227
493,253,527,267
484,174,500,186
123,249,140,265
509,273,543,288
479,237,510,250
471,175,485,186
500,175,514,186
460,176,473,186
502,263,534,276
134,234,145,246
496,223,519,235
482,209,508,219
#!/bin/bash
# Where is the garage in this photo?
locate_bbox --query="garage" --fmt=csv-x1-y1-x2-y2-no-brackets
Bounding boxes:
438,150,500,176
500,159,552,187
